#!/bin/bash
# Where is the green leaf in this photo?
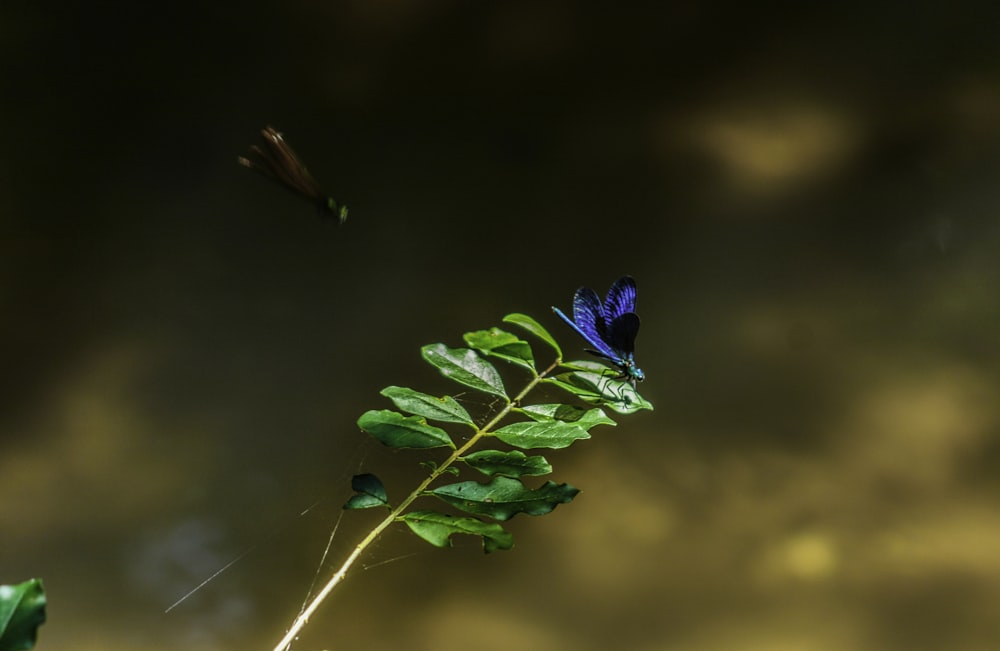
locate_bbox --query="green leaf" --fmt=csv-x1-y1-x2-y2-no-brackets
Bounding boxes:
397,510,514,553
492,420,590,449
503,313,562,359
461,450,552,477
519,404,617,430
421,344,507,399
380,386,474,426
430,476,579,521
344,473,390,510
545,365,654,415
0,578,46,651
463,328,535,373
357,410,455,449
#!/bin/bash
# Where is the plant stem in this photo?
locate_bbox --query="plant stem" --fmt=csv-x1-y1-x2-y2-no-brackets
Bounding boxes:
272,359,560,651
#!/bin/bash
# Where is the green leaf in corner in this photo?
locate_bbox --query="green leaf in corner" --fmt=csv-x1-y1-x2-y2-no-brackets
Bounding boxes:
357,410,456,449
343,473,390,510
0,578,46,651
429,476,579,521
398,510,514,553
503,313,562,359
421,344,507,399
380,386,474,426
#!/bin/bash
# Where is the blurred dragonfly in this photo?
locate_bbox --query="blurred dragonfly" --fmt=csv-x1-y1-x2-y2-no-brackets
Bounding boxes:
238,126,348,223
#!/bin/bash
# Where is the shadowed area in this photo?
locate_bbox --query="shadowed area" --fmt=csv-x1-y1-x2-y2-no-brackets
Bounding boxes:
2,2,1000,649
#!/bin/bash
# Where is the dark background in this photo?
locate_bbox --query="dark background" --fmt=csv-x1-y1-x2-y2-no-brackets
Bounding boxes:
3,2,1000,649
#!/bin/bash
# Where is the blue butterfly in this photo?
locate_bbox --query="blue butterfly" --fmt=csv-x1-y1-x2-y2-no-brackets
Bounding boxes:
552,276,645,387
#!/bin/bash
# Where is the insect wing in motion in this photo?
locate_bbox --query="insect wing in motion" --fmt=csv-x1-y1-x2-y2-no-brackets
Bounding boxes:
238,126,348,223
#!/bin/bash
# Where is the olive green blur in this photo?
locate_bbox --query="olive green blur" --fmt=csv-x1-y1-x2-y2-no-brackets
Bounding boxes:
2,3,1000,650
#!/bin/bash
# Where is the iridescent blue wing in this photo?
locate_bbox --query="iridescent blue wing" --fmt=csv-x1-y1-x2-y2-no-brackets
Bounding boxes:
551,287,618,361
553,305,613,361
554,277,645,386
604,276,637,322
572,287,620,358
606,312,640,357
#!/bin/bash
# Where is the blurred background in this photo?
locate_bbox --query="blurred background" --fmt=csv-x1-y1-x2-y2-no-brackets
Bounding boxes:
3,2,1000,649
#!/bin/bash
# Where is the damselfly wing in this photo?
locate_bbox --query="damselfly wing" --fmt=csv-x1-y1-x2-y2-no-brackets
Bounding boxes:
238,126,348,223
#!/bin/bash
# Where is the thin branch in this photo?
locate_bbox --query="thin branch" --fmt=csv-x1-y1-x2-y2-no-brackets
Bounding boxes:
271,359,560,651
